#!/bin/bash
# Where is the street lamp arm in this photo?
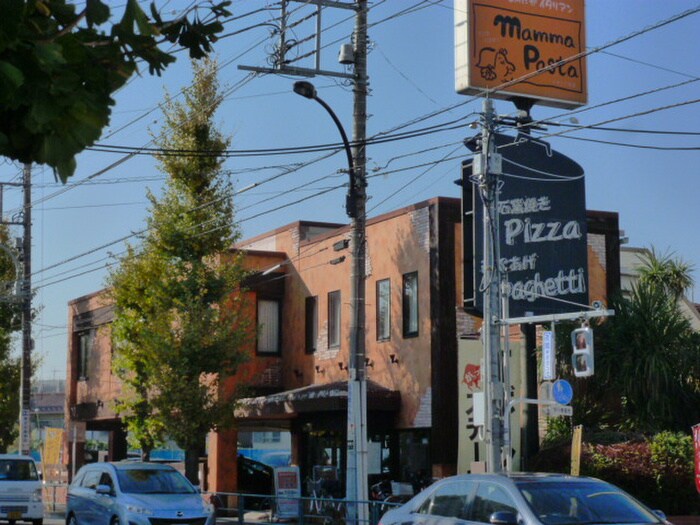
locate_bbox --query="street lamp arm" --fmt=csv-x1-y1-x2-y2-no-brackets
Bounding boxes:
312,96,356,185
293,80,357,218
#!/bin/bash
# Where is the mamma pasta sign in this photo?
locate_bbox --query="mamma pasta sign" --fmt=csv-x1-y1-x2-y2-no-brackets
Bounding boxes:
455,0,587,108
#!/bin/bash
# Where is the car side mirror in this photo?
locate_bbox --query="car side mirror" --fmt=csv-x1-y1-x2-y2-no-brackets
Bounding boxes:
490,511,518,525
96,484,113,496
652,510,667,521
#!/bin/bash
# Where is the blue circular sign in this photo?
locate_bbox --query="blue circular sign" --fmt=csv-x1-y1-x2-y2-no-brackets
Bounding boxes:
552,379,574,405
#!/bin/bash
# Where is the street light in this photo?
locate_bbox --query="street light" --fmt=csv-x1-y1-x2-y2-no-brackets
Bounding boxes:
293,80,368,521
293,81,358,218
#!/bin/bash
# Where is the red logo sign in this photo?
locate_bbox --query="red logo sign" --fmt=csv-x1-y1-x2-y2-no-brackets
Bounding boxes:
463,363,481,391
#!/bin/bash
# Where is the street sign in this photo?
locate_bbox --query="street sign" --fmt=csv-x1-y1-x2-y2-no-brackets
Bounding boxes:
552,379,573,405
544,404,573,418
274,466,301,519
542,331,555,381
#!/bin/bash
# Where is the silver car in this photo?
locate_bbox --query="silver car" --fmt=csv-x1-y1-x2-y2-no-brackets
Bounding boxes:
379,473,668,525
66,461,215,525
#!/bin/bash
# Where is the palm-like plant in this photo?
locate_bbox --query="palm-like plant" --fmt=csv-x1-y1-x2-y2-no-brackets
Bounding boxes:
637,248,694,301
596,281,700,431
569,248,700,433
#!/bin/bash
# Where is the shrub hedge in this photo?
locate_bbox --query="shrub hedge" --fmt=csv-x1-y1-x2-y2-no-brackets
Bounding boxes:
528,431,699,515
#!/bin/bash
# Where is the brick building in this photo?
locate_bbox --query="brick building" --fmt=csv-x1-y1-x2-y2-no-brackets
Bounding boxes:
64,197,620,493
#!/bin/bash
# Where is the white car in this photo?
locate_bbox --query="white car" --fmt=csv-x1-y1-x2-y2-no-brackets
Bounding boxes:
379,472,669,525
0,454,43,525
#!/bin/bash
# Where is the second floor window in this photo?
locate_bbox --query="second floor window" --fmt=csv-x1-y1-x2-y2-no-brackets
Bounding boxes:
403,272,419,337
306,296,318,354
257,299,280,355
77,329,94,380
376,279,391,341
328,290,341,348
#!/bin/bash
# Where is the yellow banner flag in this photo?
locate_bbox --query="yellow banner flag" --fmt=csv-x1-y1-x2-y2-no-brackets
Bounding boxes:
43,428,64,465
571,425,583,476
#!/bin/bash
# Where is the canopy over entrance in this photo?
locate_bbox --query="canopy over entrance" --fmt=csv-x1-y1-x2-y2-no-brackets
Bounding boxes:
235,380,401,420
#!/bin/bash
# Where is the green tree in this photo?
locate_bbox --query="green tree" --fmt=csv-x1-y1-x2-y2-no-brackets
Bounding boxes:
562,249,700,433
0,226,23,452
638,248,694,301
0,0,231,182
108,58,250,483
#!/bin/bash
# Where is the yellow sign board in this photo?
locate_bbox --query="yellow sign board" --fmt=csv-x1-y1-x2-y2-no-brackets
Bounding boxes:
455,0,587,108
571,424,583,476
43,428,64,466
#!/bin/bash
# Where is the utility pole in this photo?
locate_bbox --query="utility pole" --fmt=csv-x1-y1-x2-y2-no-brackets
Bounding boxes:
347,0,368,521
243,1,369,518
476,99,504,472
19,163,32,456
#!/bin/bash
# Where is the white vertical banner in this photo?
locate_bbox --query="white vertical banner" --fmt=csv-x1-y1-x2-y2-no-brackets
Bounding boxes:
542,331,555,381
20,409,31,455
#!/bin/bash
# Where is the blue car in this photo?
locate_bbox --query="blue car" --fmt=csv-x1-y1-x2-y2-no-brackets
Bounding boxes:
66,461,215,525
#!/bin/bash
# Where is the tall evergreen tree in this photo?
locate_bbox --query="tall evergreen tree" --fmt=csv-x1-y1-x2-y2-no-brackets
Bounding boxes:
0,225,23,452
108,59,251,481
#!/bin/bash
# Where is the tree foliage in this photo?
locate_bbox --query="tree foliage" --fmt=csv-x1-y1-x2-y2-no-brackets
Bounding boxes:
637,248,695,301
0,0,231,182
0,226,23,452
557,249,700,433
594,280,700,432
108,58,251,477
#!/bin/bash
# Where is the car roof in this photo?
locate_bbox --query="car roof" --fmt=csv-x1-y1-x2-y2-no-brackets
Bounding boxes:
435,472,600,484
0,454,35,462
81,461,177,472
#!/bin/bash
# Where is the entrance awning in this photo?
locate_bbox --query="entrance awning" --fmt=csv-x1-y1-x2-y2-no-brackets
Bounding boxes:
235,380,401,419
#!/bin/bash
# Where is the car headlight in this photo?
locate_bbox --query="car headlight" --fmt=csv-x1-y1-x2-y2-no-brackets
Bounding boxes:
31,488,43,502
126,504,154,515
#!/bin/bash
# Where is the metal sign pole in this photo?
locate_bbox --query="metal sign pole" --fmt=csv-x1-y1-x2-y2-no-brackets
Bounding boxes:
478,99,504,472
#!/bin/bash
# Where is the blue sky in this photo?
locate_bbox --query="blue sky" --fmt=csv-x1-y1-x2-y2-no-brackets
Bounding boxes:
5,0,699,380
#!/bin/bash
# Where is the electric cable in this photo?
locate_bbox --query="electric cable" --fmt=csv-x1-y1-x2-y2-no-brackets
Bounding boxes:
21,3,700,282
550,134,700,151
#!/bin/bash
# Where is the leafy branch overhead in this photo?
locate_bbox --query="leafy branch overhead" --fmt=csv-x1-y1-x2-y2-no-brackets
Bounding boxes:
0,0,232,182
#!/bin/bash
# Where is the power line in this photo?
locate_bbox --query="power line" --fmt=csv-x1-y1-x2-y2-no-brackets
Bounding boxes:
87,111,478,157
552,134,700,151
29,90,700,278
24,3,700,286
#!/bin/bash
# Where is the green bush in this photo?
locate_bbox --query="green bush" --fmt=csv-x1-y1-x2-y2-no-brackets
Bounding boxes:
528,431,699,515
649,432,696,514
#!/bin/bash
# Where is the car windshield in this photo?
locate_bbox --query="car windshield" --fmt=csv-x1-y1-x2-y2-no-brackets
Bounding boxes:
516,480,661,525
0,459,38,481
116,468,196,494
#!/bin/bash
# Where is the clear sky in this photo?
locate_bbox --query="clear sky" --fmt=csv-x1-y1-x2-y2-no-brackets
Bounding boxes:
4,0,698,380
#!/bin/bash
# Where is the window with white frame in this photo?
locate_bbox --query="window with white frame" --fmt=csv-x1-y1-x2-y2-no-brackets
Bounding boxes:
78,329,94,380
257,299,280,354
376,279,391,341
328,290,341,348
402,272,419,337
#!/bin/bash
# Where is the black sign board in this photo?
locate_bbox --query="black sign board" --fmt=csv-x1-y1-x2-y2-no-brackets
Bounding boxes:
463,132,589,318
